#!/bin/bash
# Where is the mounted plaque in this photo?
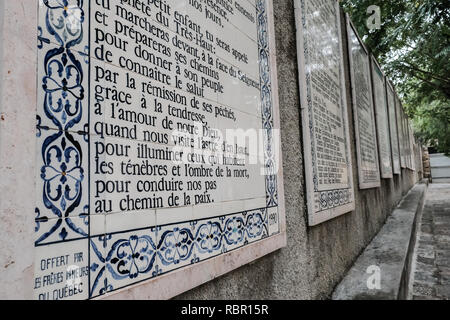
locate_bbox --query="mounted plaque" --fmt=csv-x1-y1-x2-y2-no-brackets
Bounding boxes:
34,0,286,300
409,123,416,171
346,16,380,189
295,0,355,226
386,81,401,175
370,56,393,179
403,110,412,169
396,94,406,169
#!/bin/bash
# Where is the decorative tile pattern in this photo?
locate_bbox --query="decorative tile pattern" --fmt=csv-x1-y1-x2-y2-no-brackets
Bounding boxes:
36,0,89,248
89,229,158,298
257,0,278,208
36,41,89,133
90,207,269,298
35,128,89,245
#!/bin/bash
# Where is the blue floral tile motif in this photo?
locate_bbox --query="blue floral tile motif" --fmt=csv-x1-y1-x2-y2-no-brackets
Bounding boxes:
36,0,88,245
158,225,195,266
34,212,88,245
41,133,83,212
41,46,86,131
159,209,268,262
37,0,88,132
89,209,269,297
157,209,268,271
37,41,88,133
89,230,158,298
196,221,225,253
257,0,278,208
109,235,158,279
223,216,246,245
39,0,87,50
35,129,89,245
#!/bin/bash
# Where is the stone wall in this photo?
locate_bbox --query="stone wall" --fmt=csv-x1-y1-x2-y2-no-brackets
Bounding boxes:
177,1,421,300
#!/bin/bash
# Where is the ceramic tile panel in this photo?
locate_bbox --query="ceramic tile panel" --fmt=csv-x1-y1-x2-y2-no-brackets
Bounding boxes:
156,207,270,275
395,95,406,168
35,128,89,245
386,81,401,175
35,0,285,300
295,0,355,226
37,41,90,134
371,57,393,179
346,17,381,189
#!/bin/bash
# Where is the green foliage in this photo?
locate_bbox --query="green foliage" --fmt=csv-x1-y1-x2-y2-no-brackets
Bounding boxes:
341,0,450,154
412,99,450,154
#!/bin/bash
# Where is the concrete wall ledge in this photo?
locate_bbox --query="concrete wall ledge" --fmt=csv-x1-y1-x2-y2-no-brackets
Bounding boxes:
332,182,428,300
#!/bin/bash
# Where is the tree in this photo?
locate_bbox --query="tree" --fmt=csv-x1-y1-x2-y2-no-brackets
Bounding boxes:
341,0,450,154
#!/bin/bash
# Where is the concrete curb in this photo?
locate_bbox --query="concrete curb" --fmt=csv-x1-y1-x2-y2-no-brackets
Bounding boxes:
332,182,428,300
399,180,428,299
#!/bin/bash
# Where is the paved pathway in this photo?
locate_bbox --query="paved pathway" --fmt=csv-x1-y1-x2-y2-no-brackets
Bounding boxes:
410,184,450,300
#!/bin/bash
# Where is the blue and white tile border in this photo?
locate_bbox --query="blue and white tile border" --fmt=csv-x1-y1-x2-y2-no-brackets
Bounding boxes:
36,1,89,246
36,0,286,299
